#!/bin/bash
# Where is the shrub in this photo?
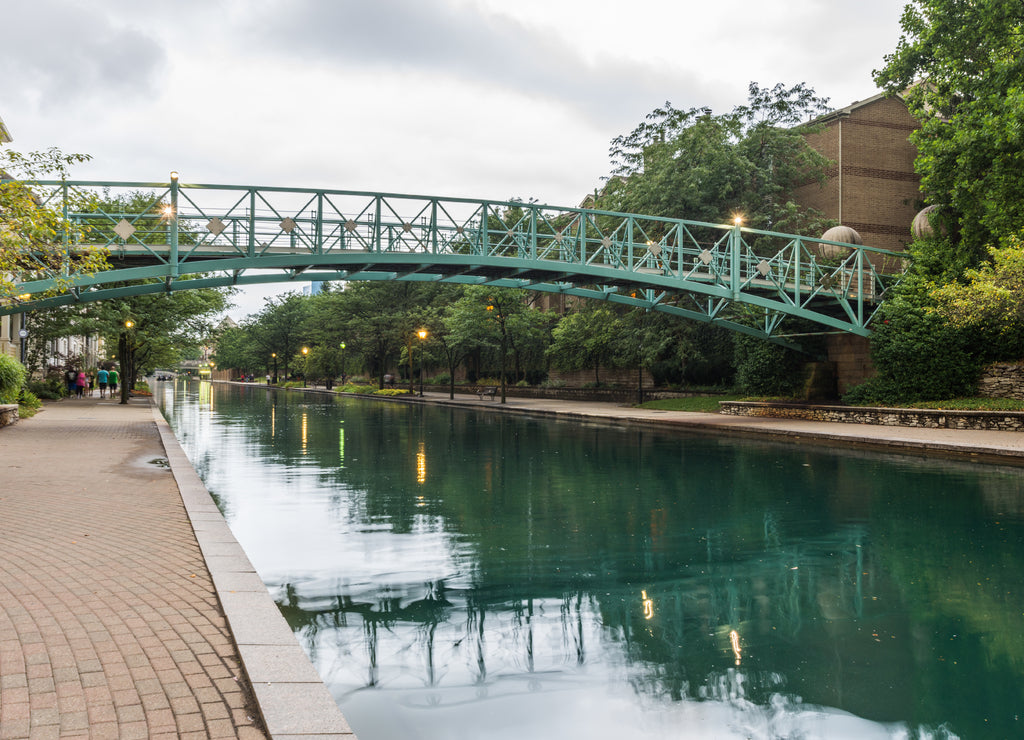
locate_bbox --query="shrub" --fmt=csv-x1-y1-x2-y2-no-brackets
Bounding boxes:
427,373,451,385
374,388,412,396
0,355,27,404
27,377,64,400
340,383,378,394
18,389,41,417
733,336,803,397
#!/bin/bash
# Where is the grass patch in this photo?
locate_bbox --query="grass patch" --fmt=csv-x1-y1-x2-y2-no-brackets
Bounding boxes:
895,398,1024,411
638,394,747,413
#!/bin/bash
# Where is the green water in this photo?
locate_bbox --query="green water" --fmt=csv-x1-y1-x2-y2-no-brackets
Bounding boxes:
158,380,1024,739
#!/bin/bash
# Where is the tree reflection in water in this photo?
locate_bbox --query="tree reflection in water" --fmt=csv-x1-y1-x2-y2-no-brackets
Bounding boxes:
162,382,1024,740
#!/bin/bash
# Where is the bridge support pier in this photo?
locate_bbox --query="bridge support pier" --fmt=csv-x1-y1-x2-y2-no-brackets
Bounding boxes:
825,334,874,396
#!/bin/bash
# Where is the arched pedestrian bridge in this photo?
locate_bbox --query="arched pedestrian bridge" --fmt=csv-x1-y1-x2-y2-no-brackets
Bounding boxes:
4,178,908,350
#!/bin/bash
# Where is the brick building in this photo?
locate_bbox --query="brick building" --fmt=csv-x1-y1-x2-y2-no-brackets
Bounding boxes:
794,93,922,254
791,93,925,393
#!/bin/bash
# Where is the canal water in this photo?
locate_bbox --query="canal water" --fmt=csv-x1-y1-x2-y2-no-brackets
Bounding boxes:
157,380,1024,740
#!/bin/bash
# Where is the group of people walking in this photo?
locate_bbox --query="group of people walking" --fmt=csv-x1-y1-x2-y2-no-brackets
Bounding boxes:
63,365,119,399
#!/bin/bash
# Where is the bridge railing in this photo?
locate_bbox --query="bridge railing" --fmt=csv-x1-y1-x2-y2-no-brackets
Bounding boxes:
14,180,910,336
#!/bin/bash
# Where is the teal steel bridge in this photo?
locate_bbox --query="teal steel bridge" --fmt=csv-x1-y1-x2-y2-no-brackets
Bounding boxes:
5,177,908,350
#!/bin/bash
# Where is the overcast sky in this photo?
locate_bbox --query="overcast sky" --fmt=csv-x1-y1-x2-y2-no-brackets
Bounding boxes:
2,0,908,318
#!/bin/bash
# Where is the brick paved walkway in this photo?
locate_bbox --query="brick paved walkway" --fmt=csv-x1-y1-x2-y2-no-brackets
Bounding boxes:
0,396,267,739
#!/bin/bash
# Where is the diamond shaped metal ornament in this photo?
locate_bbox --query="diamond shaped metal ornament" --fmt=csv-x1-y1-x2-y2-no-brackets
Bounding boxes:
280,217,296,233
757,260,771,276
113,219,136,241
699,249,713,265
206,217,226,236
647,243,662,257
345,220,358,232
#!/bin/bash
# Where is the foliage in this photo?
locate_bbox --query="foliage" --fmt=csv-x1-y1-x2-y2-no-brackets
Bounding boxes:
339,383,379,395
928,235,1024,356
601,82,834,234
26,376,64,400
373,388,412,396
243,292,310,379
0,354,27,404
17,388,41,417
843,281,984,404
873,0,1024,263
548,305,627,384
732,334,805,397
0,148,109,300
901,397,1024,411
91,282,229,391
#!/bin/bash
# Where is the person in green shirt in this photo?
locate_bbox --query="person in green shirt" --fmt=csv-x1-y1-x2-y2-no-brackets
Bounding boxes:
108,367,120,396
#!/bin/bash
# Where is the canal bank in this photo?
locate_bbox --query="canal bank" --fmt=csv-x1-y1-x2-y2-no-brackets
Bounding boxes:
0,395,354,739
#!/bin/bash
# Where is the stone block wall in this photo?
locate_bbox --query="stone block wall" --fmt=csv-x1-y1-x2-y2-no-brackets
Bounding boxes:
0,404,19,427
977,362,1024,400
720,401,1024,432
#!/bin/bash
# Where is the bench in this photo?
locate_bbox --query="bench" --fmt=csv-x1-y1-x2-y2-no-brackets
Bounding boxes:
476,386,498,401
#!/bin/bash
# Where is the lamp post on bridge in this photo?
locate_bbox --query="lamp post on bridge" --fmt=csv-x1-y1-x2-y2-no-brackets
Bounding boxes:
302,347,309,387
339,342,346,385
271,353,277,384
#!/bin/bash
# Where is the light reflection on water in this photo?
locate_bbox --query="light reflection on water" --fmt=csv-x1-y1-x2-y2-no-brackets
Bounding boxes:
158,380,1024,740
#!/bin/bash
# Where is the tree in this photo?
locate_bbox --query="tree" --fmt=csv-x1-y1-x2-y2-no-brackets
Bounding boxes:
91,285,229,401
548,305,627,385
249,293,310,381
847,0,1024,403
0,148,109,299
929,236,1024,357
601,82,834,235
873,0,1024,262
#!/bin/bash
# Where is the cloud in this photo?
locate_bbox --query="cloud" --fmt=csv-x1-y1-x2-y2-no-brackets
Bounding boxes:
0,0,166,110
238,0,708,127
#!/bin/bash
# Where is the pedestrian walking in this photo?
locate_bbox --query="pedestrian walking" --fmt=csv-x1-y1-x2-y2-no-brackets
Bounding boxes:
64,366,78,397
75,370,87,399
97,367,109,398
108,367,120,396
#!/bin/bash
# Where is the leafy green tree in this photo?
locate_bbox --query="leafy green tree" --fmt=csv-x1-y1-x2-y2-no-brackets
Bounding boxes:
0,148,108,299
91,285,229,400
874,0,1024,261
548,305,627,385
929,236,1024,357
249,293,310,381
213,325,265,377
601,82,833,234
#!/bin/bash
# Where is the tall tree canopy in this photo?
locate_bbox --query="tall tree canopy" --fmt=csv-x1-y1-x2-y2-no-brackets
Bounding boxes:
600,82,834,235
0,148,108,299
873,0,1024,260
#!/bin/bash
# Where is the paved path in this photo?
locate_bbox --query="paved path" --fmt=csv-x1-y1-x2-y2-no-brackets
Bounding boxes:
0,395,353,739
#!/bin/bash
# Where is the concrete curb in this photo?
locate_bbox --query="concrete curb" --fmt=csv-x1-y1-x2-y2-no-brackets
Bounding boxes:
151,405,357,739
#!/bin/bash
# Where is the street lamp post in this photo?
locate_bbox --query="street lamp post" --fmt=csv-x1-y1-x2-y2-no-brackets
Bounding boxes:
339,342,346,385
302,347,309,387
271,353,277,384
119,319,135,405
417,329,428,396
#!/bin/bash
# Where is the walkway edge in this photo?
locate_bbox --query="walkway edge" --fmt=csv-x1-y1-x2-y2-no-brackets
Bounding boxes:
151,404,357,739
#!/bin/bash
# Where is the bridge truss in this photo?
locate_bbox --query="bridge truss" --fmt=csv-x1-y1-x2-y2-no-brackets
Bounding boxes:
4,178,909,350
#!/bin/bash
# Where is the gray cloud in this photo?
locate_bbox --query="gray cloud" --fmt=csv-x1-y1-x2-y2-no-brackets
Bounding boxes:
240,0,711,127
1,0,166,109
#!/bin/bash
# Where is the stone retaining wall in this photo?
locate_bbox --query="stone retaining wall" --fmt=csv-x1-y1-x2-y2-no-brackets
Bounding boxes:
719,401,1024,432
0,404,19,428
978,362,1024,401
